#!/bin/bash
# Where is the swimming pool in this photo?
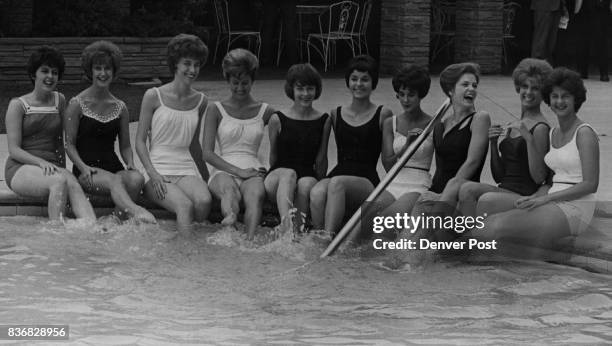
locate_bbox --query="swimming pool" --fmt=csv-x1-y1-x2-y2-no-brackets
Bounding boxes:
1,216,611,344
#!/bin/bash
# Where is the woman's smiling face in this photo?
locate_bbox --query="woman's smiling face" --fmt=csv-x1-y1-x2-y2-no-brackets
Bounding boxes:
450,73,478,107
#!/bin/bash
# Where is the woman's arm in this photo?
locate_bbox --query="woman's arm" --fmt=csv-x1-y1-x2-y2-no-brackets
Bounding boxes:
488,124,505,183
201,103,259,179
314,114,332,179
267,112,280,168
378,106,394,130
135,88,161,178
190,98,209,180
117,102,136,169
454,111,491,180
381,116,397,172
262,104,277,126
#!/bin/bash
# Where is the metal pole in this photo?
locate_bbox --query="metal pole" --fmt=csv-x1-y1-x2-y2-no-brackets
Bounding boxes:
320,98,451,258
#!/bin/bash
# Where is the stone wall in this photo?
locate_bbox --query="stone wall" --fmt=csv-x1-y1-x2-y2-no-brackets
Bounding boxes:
454,0,503,74
379,0,430,73
0,37,172,83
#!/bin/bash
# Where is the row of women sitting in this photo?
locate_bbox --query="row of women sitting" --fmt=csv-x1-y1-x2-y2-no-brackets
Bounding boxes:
5,33,599,248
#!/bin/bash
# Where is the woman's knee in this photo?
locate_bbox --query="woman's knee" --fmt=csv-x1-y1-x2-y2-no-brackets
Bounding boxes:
193,189,213,209
458,182,481,202
278,168,297,185
327,177,346,195
122,171,145,191
243,183,265,205
309,181,328,203
297,177,316,196
48,172,69,191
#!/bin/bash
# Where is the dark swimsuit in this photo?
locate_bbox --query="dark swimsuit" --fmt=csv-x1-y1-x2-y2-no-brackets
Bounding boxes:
497,122,549,196
328,105,383,186
270,111,329,179
71,97,125,177
430,112,485,193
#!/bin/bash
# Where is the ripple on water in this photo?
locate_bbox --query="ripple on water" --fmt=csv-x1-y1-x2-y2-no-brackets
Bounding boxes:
1,215,611,344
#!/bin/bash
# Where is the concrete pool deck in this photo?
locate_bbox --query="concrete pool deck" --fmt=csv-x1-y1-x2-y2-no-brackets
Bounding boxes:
0,75,611,272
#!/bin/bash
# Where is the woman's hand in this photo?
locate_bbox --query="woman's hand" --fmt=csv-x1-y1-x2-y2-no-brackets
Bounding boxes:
515,194,550,210
78,165,97,188
125,162,136,171
149,172,169,200
237,167,266,179
507,120,530,139
488,124,505,139
38,160,59,176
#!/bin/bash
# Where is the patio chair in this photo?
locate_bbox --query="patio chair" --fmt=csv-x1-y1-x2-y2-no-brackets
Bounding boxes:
307,1,360,71
430,0,456,63
348,0,372,55
502,1,521,67
212,0,261,63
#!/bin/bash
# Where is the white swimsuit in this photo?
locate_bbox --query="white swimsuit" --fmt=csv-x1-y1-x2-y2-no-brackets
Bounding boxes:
385,116,434,199
544,123,597,235
148,87,204,178
209,101,267,183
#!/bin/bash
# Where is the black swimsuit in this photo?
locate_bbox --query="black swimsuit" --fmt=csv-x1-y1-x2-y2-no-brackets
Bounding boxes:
497,122,549,196
270,111,329,179
430,112,485,193
72,98,125,177
328,105,383,186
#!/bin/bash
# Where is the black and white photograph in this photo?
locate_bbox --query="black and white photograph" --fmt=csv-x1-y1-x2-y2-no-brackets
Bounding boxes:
0,0,611,344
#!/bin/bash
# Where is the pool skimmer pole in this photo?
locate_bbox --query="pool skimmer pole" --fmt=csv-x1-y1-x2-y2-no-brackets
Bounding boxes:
320,98,452,258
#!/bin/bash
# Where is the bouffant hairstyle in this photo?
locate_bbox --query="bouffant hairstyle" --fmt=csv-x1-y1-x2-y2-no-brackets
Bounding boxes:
344,55,379,89
284,63,322,100
222,48,259,81
81,40,123,80
166,34,209,74
439,62,481,98
391,64,431,99
542,67,587,112
26,46,65,84
512,58,553,93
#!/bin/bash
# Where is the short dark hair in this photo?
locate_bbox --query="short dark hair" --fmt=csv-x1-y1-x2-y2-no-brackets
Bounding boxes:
391,64,431,98
512,58,553,93
284,63,322,100
439,62,481,98
344,55,379,89
26,46,65,84
222,48,259,81
167,33,209,74
81,40,123,80
542,67,587,112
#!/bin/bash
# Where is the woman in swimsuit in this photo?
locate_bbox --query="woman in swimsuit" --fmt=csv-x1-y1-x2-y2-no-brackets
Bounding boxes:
264,63,331,229
135,34,212,234
202,48,276,240
309,55,393,236
481,67,599,247
457,58,552,218
386,63,490,245
64,41,155,223
4,46,95,221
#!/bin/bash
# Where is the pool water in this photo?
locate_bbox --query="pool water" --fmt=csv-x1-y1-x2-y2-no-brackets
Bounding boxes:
1,216,611,345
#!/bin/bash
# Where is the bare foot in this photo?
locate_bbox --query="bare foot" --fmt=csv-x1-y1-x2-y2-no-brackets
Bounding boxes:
134,208,157,224
221,212,237,227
